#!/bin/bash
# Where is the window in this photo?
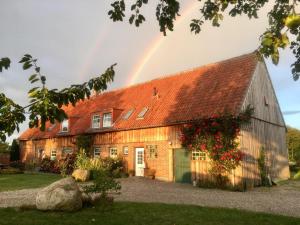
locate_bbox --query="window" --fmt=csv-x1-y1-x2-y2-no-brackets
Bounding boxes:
147,145,158,159
103,113,112,127
61,119,69,132
137,107,148,119
94,147,101,158
92,114,101,128
192,150,206,160
123,146,129,155
36,148,44,159
50,149,57,160
109,147,118,158
123,109,134,120
47,123,56,131
62,147,73,157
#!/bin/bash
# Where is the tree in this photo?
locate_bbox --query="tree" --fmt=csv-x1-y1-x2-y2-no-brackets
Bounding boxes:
0,55,116,141
287,126,300,165
10,139,20,161
0,141,9,153
108,0,300,80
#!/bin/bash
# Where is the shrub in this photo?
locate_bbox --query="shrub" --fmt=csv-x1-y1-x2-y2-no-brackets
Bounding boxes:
75,149,90,170
59,153,76,176
84,170,121,198
294,170,300,180
10,139,20,161
0,167,23,174
39,157,60,174
101,157,124,177
9,160,25,170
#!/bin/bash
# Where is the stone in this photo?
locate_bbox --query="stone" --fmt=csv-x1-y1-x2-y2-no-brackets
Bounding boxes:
36,177,82,211
72,169,90,182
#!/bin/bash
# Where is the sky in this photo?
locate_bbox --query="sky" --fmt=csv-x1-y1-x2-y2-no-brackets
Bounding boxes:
0,0,299,143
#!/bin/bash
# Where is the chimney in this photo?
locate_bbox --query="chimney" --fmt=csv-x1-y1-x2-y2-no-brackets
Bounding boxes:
153,87,158,96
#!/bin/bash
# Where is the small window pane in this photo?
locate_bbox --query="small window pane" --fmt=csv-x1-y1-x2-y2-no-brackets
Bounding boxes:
94,147,101,158
62,147,73,157
92,115,101,128
110,147,118,158
192,150,206,160
61,119,69,132
137,107,148,119
123,146,129,155
147,145,157,159
51,149,57,160
123,109,134,120
103,113,112,127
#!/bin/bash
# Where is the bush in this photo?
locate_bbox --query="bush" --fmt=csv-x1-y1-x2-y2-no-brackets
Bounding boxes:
59,153,76,176
9,161,25,170
101,157,124,177
0,167,23,174
10,139,20,161
75,149,90,170
84,170,121,198
294,170,300,180
39,157,60,174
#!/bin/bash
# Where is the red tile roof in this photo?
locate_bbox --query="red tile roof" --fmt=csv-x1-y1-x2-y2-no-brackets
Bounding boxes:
19,53,258,140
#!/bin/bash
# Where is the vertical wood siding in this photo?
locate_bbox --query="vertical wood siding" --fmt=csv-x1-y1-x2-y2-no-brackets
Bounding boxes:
240,62,290,188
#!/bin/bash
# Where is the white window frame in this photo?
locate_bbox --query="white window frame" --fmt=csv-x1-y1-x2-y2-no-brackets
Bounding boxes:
94,147,101,158
192,149,206,161
50,149,57,160
61,119,69,132
92,114,101,128
103,113,112,128
62,147,73,157
109,147,118,158
123,146,129,155
137,107,148,119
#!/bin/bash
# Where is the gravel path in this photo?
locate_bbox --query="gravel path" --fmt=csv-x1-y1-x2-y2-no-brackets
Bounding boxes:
1,177,299,218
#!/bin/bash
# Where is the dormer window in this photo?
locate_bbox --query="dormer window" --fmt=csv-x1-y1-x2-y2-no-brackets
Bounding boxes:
137,107,148,119
92,114,101,128
103,113,112,127
61,119,69,132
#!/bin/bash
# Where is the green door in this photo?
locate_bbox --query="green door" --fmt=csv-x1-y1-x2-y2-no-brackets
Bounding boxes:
174,149,191,183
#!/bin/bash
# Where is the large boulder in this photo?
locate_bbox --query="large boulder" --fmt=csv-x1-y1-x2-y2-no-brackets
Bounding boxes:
72,169,90,182
36,177,82,211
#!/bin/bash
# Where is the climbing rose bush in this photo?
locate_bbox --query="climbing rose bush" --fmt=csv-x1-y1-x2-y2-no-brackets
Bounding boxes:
181,106,253,176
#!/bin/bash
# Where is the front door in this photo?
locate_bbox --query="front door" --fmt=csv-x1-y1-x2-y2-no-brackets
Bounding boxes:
174,148,192,183
135,148,145,176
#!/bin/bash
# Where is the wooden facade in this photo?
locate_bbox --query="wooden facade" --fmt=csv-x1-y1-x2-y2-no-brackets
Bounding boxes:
19,55,290,188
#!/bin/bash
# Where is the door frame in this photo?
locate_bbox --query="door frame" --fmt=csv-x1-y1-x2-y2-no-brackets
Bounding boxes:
135,147,145,176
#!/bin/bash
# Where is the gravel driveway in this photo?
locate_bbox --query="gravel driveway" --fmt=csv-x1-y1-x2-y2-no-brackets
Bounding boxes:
1,177,299,218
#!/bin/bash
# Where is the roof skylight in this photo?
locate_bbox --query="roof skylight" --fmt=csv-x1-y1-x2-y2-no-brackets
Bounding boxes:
123,109,134,120
137,107,148,119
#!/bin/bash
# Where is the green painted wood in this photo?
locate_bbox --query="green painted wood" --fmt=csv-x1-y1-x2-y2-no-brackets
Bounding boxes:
174,148,191,183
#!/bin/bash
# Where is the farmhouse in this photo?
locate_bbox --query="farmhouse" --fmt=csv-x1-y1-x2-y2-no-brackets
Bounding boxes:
19,53,290,188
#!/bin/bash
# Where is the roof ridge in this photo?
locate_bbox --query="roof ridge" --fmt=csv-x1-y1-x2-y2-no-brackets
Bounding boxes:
95,51,257,97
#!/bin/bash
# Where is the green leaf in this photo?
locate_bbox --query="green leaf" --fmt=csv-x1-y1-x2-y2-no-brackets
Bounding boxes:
29,74,38,82
23,62,32,70
30,78,39,84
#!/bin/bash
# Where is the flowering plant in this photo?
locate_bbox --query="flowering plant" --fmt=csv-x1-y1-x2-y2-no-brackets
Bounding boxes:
181,105,253,176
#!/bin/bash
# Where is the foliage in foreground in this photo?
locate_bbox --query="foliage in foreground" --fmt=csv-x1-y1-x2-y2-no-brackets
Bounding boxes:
108,0,300,81
0,202,299,225
0,54,116,142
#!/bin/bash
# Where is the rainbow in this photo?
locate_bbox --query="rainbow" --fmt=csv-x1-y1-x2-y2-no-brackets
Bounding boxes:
126,1,200,86
78,25,110,81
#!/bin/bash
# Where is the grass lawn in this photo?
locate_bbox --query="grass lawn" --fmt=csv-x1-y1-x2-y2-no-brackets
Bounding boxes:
0,173,61,192
0,202,299,225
